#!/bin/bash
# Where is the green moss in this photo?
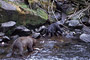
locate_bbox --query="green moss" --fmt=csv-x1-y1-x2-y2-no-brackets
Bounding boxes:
0,3,1,7
3,0,8,2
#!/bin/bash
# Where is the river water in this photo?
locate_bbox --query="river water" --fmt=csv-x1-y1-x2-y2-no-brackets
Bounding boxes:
0,36,90,60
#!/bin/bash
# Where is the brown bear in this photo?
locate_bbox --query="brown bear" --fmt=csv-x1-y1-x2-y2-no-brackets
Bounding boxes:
12,36,36,56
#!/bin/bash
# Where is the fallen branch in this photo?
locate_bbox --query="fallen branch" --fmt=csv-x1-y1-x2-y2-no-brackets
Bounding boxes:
68,5,90,19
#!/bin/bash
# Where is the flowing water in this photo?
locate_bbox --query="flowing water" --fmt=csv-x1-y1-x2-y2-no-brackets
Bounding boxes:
0,36,90,60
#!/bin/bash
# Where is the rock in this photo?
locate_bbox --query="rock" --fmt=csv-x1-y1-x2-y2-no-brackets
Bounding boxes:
11,25,31,36
8,0,24,3
0,48,5,54
52,12,61,20
38,25,46,32
15,25,30,31
65,31,79,40
0,35,10,42
68,20,80,27
8,0,16,2
55,1,75,14
65,32,75,38
1,21,16,27
74,29,82,35
44,41,57,49
0,39,3,42
81,16,89,23
2,36,10,42
56,21,63,25
80,33,90,42
66,7,75,15
32,33,40,39
68,20,83,29
0,0,16,10
82,26,90,34
1,21,16,33
0,32,5,37
81,16,90,26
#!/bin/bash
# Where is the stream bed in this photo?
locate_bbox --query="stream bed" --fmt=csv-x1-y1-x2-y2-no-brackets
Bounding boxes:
0,36,90,60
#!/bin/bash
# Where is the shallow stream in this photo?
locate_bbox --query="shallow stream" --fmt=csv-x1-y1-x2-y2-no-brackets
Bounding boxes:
0,36,90,60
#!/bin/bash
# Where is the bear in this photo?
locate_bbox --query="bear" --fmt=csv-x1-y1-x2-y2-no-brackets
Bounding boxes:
11,36,36,56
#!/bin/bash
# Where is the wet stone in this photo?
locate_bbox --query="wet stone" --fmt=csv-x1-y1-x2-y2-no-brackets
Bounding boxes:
80,33,90,42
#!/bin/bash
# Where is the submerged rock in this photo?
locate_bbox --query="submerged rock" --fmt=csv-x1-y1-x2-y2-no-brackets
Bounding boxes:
80,33,90,42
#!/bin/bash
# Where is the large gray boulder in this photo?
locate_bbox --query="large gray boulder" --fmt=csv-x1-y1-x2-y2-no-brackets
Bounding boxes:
80,33,90,42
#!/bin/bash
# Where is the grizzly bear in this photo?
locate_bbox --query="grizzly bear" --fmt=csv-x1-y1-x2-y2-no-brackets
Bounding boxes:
12,36,36,56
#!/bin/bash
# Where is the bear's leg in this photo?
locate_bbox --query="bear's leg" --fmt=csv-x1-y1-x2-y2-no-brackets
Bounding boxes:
27,43,33,52
18,44,24,56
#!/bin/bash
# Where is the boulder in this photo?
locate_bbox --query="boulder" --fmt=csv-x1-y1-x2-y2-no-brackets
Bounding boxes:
80,33,90,42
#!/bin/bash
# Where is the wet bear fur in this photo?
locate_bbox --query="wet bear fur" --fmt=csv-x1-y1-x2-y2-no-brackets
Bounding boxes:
12,36,36,56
